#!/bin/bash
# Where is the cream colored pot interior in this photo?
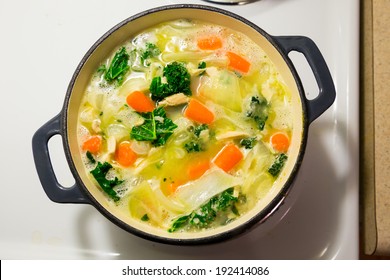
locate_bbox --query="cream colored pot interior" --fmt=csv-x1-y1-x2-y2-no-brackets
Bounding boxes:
66,7,304,241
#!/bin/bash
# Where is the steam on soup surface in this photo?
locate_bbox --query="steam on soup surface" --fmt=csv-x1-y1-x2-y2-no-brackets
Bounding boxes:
77,19,292,233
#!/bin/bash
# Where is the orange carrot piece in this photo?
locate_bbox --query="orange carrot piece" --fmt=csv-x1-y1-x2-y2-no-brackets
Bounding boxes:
167,180,184,194
213,143,243,172
197,36,223,50
115,141,137,167
226,51,251,73
126,91,155,113
82,135,101,154
270,132,290,153
184,99,215,124
188,159,211,180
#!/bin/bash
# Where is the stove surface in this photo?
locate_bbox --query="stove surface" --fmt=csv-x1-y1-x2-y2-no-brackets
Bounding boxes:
0,0,359,259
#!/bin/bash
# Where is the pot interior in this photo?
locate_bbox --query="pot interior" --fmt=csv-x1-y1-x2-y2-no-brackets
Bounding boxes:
65,5,305,243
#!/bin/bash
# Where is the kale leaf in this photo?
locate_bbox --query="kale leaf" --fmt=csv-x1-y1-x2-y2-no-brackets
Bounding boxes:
197,61,206,76
90,162,123,202
140,43,161,66
103,47,130,85
184,141,202,153
168,187,239,232
141,214,150,222
198,61,206,69
168,214,191,233
149,76,165,100
246,95,269,130
86,151,96,164
153,108,178,146
193,124,208,137
150,62,191,101
240,137,257,149
130,107,178,147
183,124,209,153
268,153,288,177
97,64,107,74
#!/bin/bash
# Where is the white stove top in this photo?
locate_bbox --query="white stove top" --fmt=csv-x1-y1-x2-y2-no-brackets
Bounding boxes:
0,0,359,259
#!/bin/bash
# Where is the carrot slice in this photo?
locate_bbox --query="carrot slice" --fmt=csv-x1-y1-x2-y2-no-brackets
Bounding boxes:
126,91,155,113
270,132,290,153
226,51,251,73
82,135,101,154
188,159,211,180
213,143,243,172
115,141,137,167
184,98,215,124
167,179,184,194
197,36,223,50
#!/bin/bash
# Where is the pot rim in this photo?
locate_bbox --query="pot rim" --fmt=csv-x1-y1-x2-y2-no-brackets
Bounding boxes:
60,4,309,245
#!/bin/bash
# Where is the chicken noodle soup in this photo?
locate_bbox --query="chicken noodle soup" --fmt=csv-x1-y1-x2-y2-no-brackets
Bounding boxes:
77,19,292,233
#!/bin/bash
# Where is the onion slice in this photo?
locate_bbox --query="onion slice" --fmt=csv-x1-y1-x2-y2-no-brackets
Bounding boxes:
172,167,243,212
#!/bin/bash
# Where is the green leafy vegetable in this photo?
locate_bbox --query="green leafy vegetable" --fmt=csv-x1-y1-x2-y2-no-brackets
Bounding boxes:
140,43,161,65
198,61,206,69
184,141,202,153
90,162,123,202
183,124,209,153
240,137,257,149
198,61,206,76
86,151,96,164
193,124,208,137
149,62,191,101
97,64,107,74
168,215,191,233
130,107,178,147
191,202,216,226
246,95,269,130
103,47,130,85
141,214,150,222
268,153,288,177
168,187,239,232
149,77,165,100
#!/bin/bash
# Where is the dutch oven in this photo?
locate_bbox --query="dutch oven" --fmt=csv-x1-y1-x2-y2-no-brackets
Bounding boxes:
32,4,335,245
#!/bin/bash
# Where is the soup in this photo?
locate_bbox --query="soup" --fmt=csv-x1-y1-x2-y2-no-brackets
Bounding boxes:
77,19,292,233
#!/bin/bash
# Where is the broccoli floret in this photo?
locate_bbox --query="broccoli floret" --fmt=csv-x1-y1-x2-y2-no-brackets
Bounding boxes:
150,62,191,101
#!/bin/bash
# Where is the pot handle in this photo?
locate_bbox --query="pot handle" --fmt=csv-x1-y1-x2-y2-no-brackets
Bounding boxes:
273,36,336,124
32,114,91,204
